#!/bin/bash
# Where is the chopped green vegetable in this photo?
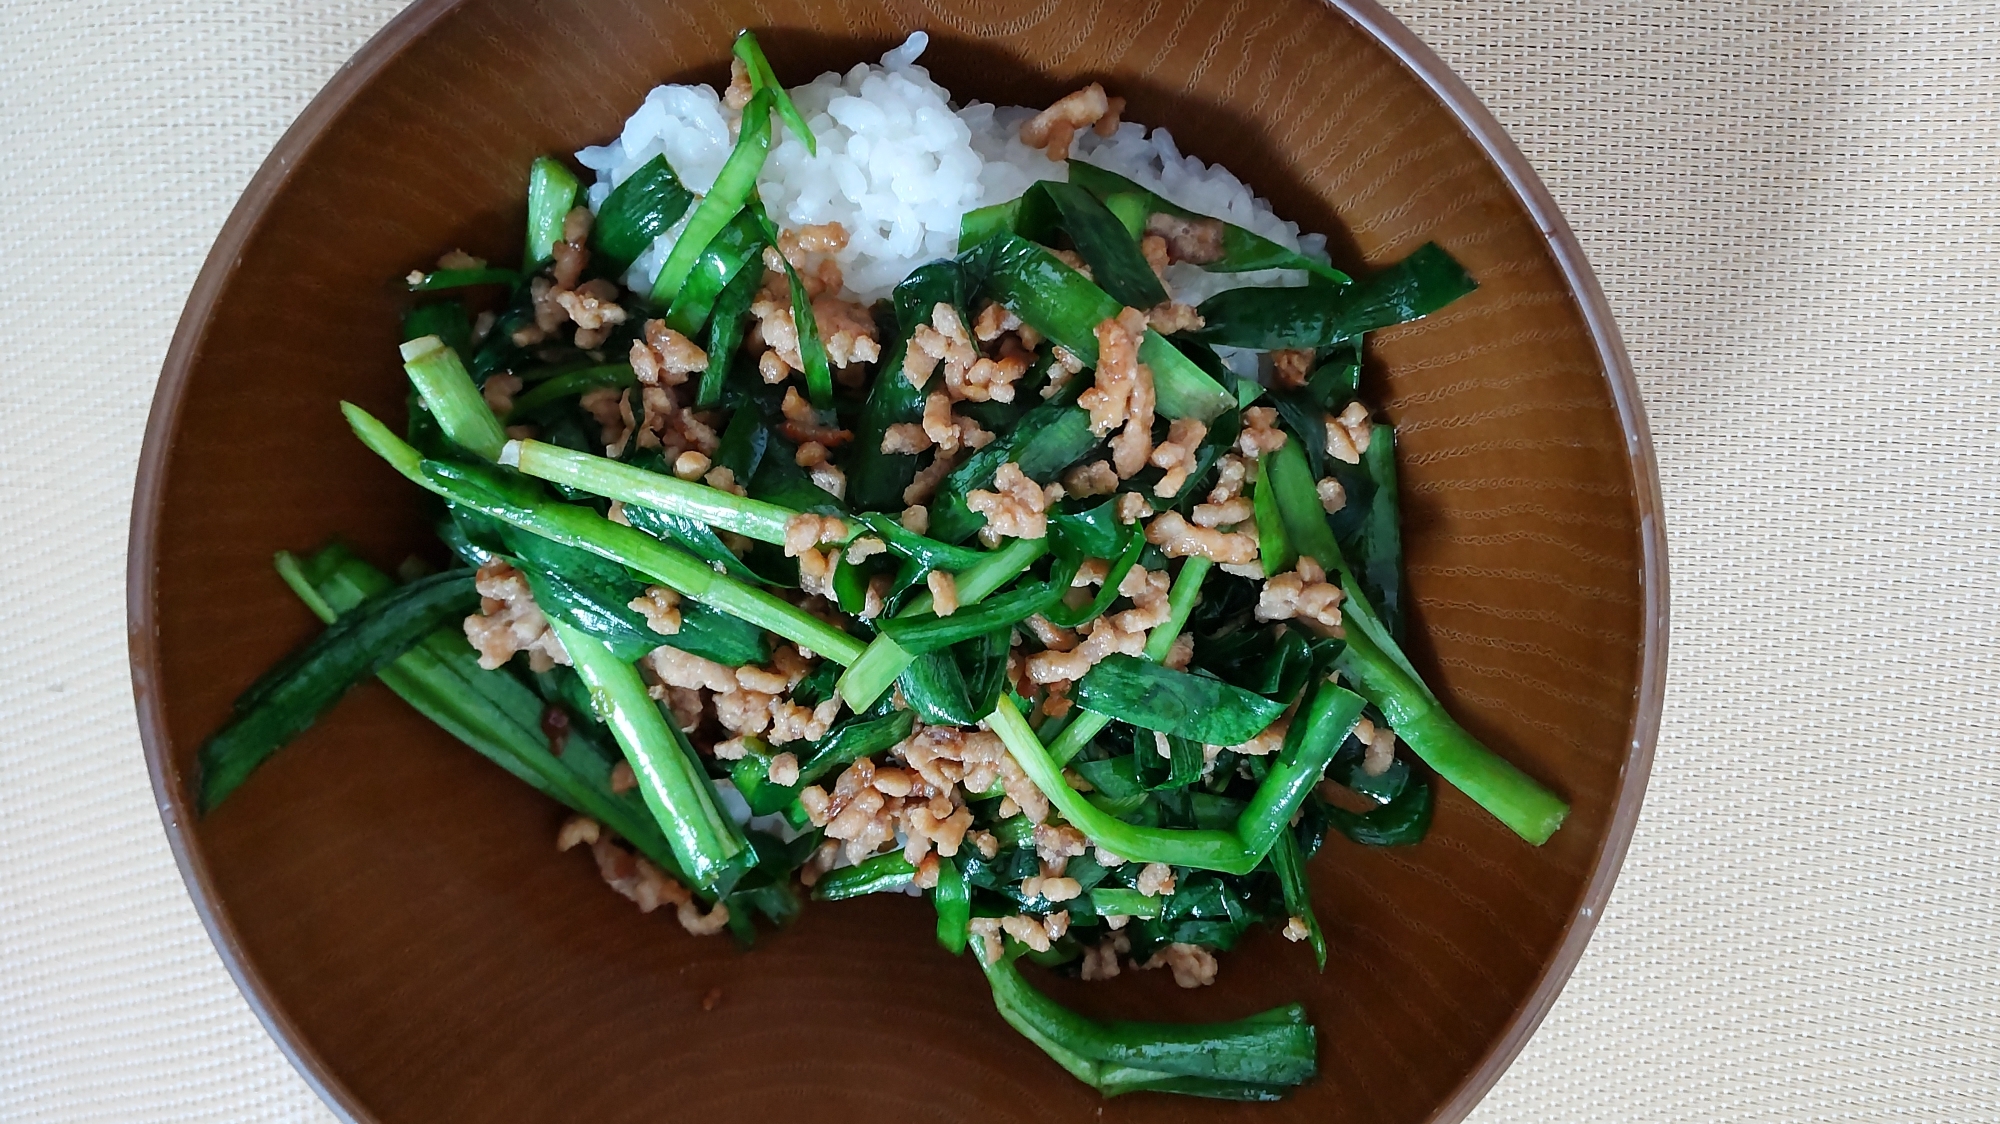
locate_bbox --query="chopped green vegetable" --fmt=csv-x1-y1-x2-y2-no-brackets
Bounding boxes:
733,31,815,154
591,154,694,273
1073,654,1288,746
548,617,754,895
1193,242,1475,349
401,335,507,460
524,156,580,268
651,89,774,306
978,948,1317,1098
503,438,800,544
197,570,478,812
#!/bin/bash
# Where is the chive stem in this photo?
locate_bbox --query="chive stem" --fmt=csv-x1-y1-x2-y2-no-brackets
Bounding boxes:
505,438,800,544
525,156,580,268
342,404,866,665
651,89,773,306
835,537,1049,710
547,617,752,894
401,336,506,460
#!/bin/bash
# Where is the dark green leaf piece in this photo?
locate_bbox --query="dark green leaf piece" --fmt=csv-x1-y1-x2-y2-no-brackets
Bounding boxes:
1073,654,1287,746
198,570,479,812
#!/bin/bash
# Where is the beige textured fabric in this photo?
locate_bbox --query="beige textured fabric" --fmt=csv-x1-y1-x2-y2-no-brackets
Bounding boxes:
1,0,1994,1119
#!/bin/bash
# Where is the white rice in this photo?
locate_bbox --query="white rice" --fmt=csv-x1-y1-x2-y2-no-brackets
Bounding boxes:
578,32,1326,305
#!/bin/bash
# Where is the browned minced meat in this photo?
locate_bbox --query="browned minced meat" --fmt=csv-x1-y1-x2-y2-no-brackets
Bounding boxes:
926,570,960,616
1062,460,1118,498
1325,400,1374,464
1266,348,1311,390
1140,943,1219,988
1145,509,1258,565
464,561,569,672
1147,417,1207,499
1146,301,1204,336
1255,555,1345,633
481,372,522,416
628,585,682,635
1237,406,1289,456
904,301,977,390
1144,211,1227,265
965,462,1051,541
1318,476,1348,514
579,386,635,457
1019,83,1118,161
1079,309,1156,478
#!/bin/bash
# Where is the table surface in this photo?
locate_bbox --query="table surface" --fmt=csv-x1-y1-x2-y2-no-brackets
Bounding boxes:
2,1,1995,1119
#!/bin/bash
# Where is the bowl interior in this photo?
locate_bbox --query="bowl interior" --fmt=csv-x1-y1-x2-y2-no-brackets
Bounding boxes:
132,1,1662,1121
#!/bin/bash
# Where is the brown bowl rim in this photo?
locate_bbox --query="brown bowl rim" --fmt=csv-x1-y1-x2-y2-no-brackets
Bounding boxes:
126,1,1669,1119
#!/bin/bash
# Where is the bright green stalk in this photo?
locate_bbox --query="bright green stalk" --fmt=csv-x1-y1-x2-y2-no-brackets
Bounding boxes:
732,31,815,154
651,89,773,306
276,548,695,886
401,335,505,460
1048,557,1211,766
811,851,916,900
342,404,866,666
503,438,800,544
525,156,579,267
1262,439,1568,843
1336,625,1569,845
987,697,1260,873
546,617,753,895
835,537,1048,710
1086,887,1163,919
1234,681,1366,857
977,949,1317,1098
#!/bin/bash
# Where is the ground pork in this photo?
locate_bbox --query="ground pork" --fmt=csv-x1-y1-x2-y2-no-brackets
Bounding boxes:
1140,942,1219,988
966,461,1051,541
1271,348,1313,390
1237,406,1288,456
1080,309,1157,478
1318,476,1348,514
1081,932,1132,980
1062,460,1119,498
464,561,569,672
1144,212,1227,265
999,910,1071,952
1146,300,1204,336
1136,861,1178,897
583,834,729,936
1110,565,1172,633
904,448,958,506
1148,417,1207,498
1191,497,1253,528
1325,400,1375,464
1145,509,1258,565
1207,452,1252,504
579,386,635,457
1255,555,1345,632
1019,83,1118,160
927,570,960,616
643,644,739,694
481,372,522,416
920,391,993,455
1023,613,1147,684
628,585,682,635
904,301,977,390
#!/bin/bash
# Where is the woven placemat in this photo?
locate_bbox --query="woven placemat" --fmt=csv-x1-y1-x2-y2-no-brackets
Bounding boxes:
1,1,1993,1119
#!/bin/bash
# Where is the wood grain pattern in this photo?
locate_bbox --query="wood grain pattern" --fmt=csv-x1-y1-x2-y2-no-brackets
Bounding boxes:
128,1,1666,1121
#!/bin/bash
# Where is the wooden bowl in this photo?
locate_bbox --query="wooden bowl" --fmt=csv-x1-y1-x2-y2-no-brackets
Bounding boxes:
129,1,1666,1121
